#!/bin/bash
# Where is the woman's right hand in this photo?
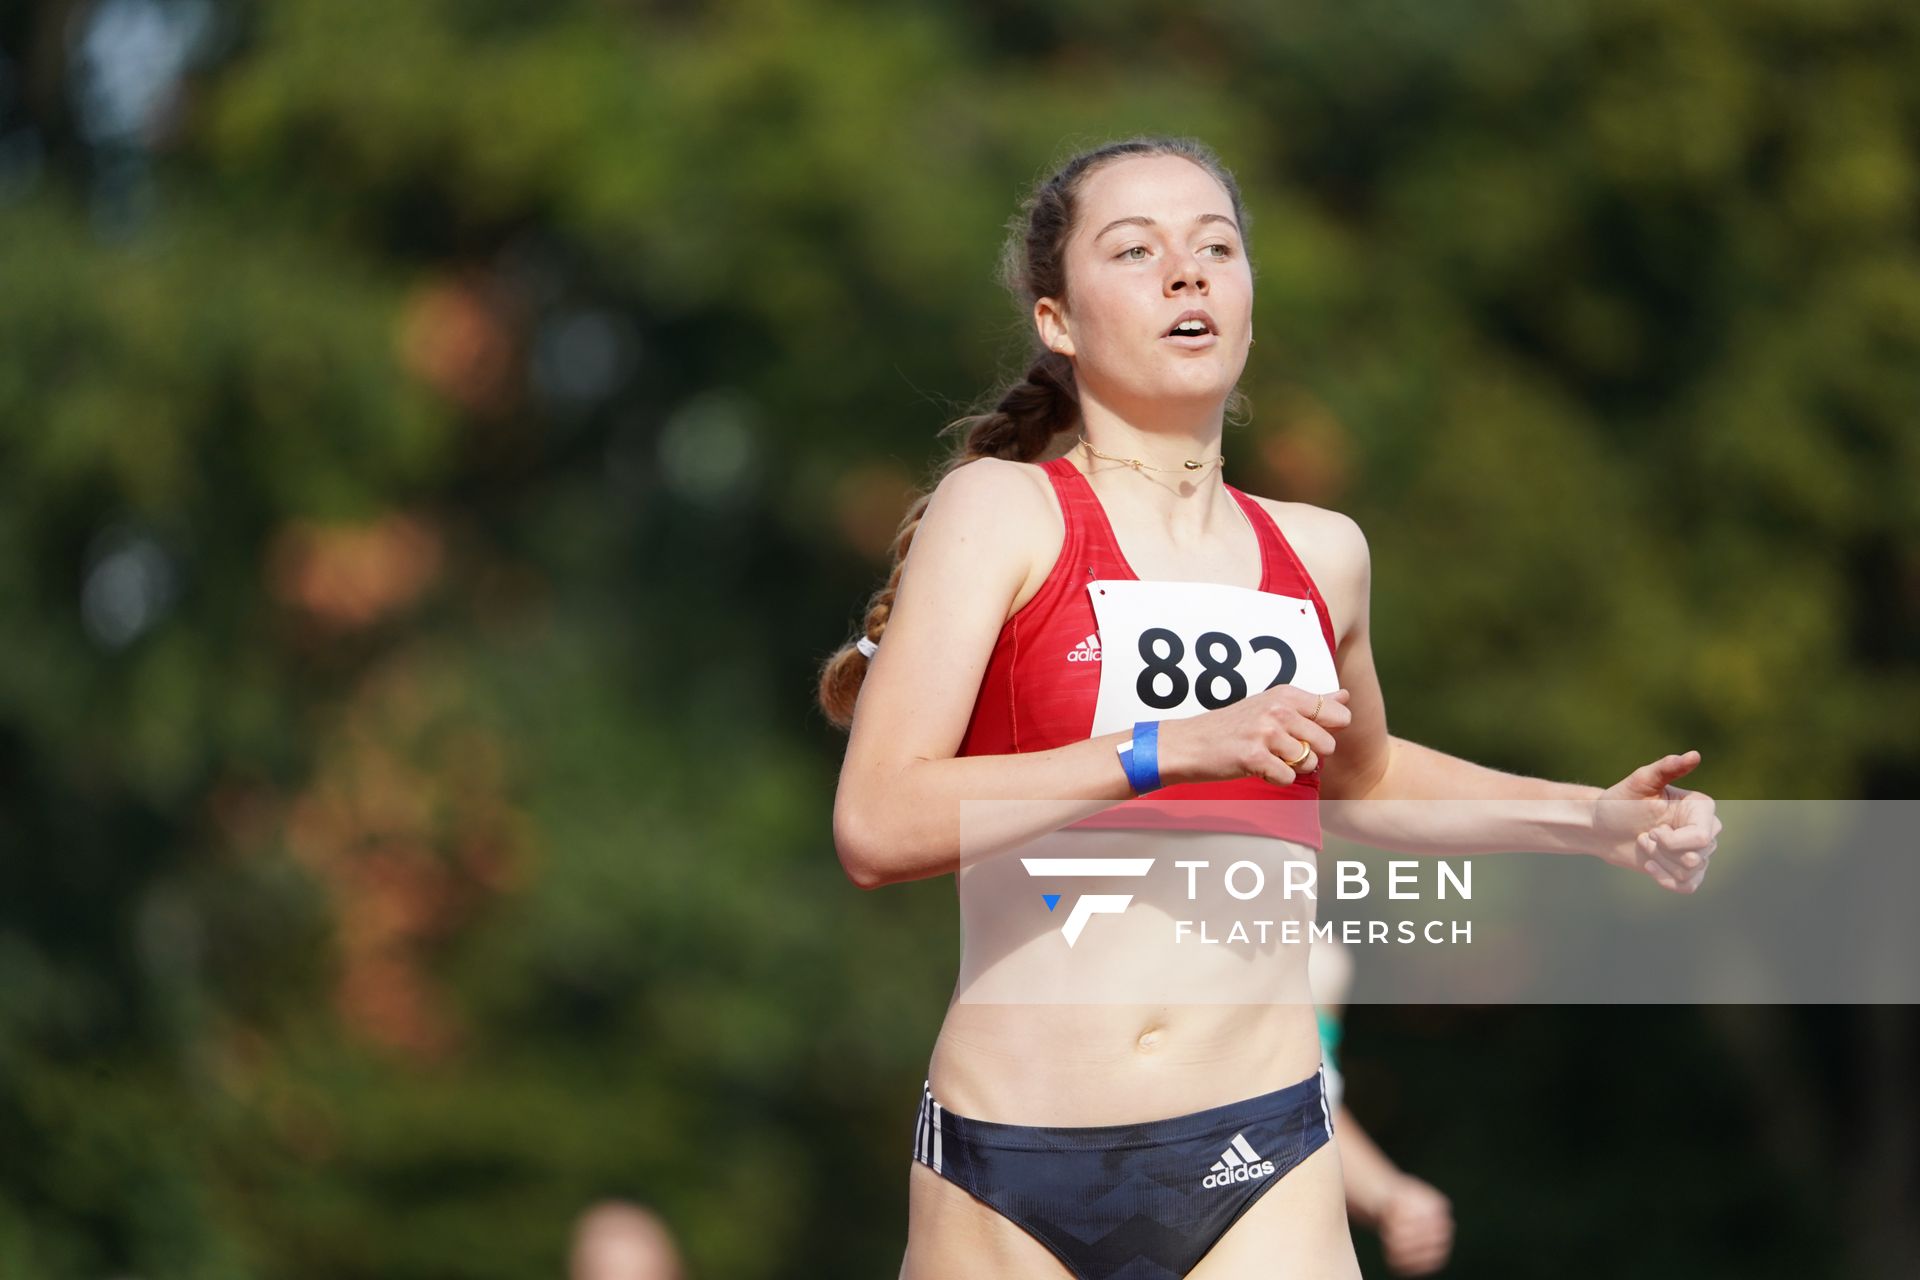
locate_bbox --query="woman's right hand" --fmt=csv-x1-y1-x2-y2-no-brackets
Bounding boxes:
1377,1174,1455,1276
1156,686,1351,787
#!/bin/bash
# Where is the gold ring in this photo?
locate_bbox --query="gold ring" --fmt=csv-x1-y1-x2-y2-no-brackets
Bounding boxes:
1282,740,1313,769
1310,692,1324,720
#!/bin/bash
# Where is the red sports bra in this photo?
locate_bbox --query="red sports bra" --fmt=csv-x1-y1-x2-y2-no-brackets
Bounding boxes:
957,455,1340,849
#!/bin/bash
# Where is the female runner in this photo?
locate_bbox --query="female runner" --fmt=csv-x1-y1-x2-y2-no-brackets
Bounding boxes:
819,136,1720,1279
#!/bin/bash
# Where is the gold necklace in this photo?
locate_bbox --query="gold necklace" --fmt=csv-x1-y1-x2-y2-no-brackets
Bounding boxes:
1078,433,1224,474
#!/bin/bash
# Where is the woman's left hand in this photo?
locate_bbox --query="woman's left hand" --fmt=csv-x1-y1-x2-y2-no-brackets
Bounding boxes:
1591,750,1722,893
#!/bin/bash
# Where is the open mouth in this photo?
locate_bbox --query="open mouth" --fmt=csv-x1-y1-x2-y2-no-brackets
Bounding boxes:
1163,310,1218,341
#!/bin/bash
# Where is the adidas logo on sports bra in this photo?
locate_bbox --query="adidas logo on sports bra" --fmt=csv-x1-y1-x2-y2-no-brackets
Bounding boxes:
1066,633,1102,663
1202,1133,1276,1189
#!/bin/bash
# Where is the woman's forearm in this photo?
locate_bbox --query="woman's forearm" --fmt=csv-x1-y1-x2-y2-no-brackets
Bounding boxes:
833,731,1142,889
1322,735,1605,857
841,728,1605,889
1332,1104,1405,1226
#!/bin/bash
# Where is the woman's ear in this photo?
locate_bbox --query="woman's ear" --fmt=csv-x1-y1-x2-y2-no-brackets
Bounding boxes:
1034,298,1073,357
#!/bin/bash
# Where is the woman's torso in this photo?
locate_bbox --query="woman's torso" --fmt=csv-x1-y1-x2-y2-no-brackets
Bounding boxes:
932,453,1340,1125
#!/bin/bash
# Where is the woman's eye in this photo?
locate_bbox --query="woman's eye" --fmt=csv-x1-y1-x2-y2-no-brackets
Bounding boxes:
1119,244,1230,261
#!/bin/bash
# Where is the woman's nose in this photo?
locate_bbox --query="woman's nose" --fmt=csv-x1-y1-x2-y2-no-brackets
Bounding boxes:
1169,267,1208,294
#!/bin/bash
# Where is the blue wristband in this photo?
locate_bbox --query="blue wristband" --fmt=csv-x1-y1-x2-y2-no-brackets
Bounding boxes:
1116,719,1163,794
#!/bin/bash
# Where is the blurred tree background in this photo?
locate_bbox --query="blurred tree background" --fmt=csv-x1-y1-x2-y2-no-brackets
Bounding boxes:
0,0,1915,1276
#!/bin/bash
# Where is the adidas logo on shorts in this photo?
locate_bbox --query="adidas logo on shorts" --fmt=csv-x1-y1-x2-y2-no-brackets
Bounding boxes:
1202,1133,1276,1189
1067,633,1102,663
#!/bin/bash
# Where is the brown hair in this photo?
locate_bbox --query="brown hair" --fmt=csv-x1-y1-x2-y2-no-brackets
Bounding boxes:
816,136,1253,729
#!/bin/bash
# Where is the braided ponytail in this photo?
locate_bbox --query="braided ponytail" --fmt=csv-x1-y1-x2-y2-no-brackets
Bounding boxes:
815,352,1078,728
816,136,1252,729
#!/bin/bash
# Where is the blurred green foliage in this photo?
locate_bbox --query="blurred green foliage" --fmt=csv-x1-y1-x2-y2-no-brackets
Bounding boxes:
0,0,1915,1276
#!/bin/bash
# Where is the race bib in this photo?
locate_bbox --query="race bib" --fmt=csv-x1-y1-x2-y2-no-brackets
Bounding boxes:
1087,579,1337,737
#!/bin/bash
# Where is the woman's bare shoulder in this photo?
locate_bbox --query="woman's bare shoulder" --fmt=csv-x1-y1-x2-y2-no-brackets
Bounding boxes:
1242,493,1367,572
1241,492,1370,636
922,456,1061,548
922,457,1064,615
930,455,1056,513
